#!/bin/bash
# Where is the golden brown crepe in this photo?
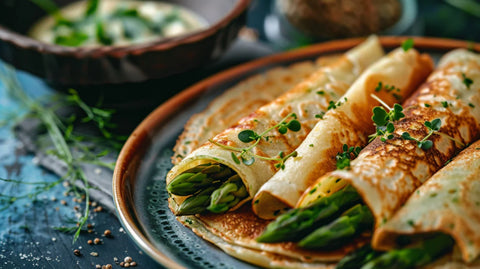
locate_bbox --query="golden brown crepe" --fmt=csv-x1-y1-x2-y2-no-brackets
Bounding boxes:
172,55,341,165
253,46,433,219
177,204,366,268
167,36,384,214
299,48,480,247
374,140,480,263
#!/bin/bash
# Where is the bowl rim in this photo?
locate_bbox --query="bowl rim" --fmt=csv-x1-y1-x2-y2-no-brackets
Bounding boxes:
112,36,480,268
0,0,251,58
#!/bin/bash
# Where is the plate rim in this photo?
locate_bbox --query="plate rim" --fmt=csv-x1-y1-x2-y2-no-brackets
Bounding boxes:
112,36,479,268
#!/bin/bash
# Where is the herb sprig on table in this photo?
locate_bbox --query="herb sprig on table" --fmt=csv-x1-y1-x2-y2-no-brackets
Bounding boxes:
0,64,125,243
209,113,301,170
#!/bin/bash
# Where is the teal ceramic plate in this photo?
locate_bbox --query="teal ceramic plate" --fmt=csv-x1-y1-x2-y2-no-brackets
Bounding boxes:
113,37,478,269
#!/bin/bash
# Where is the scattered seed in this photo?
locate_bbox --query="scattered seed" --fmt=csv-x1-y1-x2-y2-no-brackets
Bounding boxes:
104,230,112,237
94,238,101,245
87,223,94,229
114,257,118,262
51,237,56,242
73,206,80,211
50,197,57,202
92,201,98,207
124,262,130,268
120,262,125,267
124,257,133,263
60,200,67,206
73,249,81,256
90,252,99,257
96,265,101,269
87,240,93,245
88,229,94,233
130,261,137,267
105,264,112,269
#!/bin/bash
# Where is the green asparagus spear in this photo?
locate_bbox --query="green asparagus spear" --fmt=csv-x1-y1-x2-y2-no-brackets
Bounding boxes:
207,175,248,213
298,204,373,249
167,163,234,196
361,233,455,269
336,244,382,269
256,185,362,243
177,186,217,215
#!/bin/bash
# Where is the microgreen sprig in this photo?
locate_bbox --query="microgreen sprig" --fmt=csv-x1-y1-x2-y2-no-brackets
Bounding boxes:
401,118,465,150
210,113,301,170
462,73,473,89
335,144,362,170
368,94,405,142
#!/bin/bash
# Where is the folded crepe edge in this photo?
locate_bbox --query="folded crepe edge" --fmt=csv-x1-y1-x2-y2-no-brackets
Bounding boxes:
372,140,480,263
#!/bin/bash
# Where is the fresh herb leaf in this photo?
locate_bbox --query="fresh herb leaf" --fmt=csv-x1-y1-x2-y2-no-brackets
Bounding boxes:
238,130,258,143
401,38,414,51
85,0,99,17
55,32,89,47
231,152,240,164
287,120,301,132
335,144,362,170
96,21,113,45
462,73,473,89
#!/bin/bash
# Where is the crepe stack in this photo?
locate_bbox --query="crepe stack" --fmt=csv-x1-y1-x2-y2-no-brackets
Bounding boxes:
280,48,480,268
252,45,433,219
166,36,384,214
172,42,437,267
305,48,480,226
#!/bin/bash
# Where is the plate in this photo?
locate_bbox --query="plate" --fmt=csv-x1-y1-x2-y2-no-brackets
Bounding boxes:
112,37,479,269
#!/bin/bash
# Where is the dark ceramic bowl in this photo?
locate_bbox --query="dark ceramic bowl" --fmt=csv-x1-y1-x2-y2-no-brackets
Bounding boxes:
0,0,250,85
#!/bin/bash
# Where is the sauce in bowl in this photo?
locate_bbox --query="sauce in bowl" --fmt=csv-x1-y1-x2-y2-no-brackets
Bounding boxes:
29,0,208,47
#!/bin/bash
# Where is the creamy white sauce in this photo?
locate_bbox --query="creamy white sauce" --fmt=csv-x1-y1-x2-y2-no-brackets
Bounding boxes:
29,0,208,47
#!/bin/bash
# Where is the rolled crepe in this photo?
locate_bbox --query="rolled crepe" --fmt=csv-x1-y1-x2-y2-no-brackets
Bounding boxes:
374,140,480,263
166,36,384,214
253,46,434,219
299,49,480,240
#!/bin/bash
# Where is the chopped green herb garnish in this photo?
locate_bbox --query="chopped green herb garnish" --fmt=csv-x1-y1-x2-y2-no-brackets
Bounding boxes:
401,38,414,51
462,73,473,89
315,112,325,119
335,144,362,170
316,90,325,95
441,101,449,108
